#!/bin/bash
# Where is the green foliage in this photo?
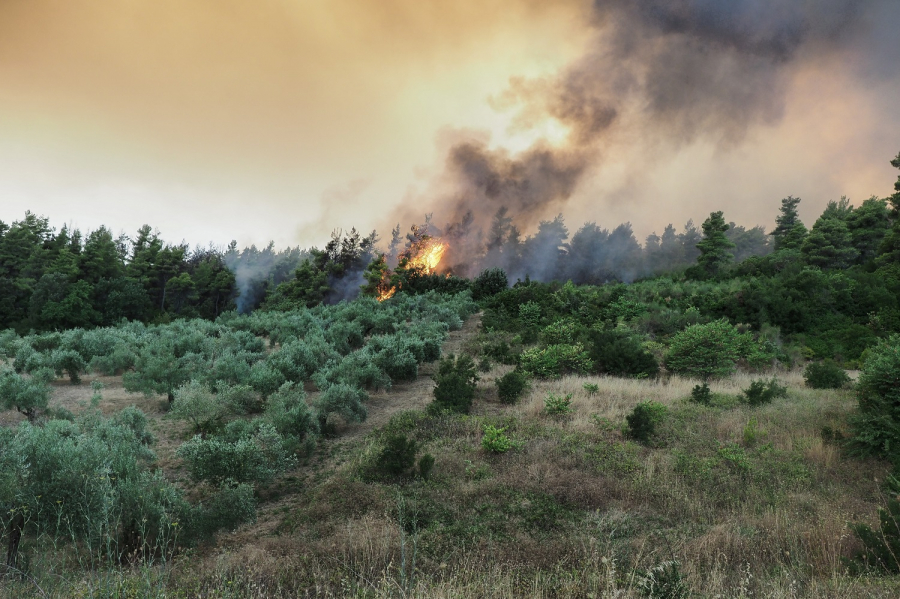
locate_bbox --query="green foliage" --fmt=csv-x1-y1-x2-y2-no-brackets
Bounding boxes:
690,382,711,405
850,497,900,574
0,366,50,421
432,354,479,414
169,380,230,435
50,348,86,384
315,382,368,429
417,453,435,480
637,561,689,599
802,215,859,269
850,335,900,458
265,382,317,447
496,370,529,404
583,382,599,396
665,319,745,380
519,300,542,328
377,434,419,477
540,318,581,345
195,481,257,537
771,196,808,251
803,360,850,389
742,378,788,407
544,393,573,416
176,423,295,486
626,401,667,444
696,210,736,277
481,425,512,453
218,382,263,414
519,343,591,379
587,329,659,378
471,267,508,300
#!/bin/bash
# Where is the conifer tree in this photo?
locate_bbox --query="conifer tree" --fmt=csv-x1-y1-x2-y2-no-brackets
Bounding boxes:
696,211,735,277
770,196,808,251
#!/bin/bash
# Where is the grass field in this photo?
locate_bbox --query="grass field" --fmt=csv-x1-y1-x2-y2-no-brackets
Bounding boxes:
3,316,900,598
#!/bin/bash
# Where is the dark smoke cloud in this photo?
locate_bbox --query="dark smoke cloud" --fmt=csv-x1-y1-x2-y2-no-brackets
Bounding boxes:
405,0,891,281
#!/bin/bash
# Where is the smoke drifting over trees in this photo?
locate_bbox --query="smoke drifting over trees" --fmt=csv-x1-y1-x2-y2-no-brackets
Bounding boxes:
403,0,894,279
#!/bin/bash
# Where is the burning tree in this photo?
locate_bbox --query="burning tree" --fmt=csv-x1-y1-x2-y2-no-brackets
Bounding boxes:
362,225,448,301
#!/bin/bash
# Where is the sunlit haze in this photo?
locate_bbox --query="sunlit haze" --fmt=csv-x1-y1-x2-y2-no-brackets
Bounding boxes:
2,0,898,250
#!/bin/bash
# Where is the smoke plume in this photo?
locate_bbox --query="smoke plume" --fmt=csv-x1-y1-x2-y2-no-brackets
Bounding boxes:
404,0,892,280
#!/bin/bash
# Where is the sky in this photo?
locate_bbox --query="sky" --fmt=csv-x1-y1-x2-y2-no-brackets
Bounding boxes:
1,0,899,251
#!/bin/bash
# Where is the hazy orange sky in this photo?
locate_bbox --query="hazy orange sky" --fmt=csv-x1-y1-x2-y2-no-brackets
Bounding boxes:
1,0,898,250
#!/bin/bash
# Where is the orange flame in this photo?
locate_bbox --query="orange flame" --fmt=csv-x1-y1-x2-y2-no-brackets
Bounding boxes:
374,238,448,301
407,239,447,275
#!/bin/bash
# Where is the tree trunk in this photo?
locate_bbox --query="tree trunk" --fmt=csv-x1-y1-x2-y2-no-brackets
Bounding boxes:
6,511,24,572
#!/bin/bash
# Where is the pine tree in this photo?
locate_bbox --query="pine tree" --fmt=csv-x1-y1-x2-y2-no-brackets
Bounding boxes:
801,216,859,269
696,211,736,277
770,196,808,251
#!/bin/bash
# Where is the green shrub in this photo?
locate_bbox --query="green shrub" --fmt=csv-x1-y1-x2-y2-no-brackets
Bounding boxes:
496,370,529,404
850,335,900,458
377,433,419,477
265,382,317,448
588,329,659,378
218,382,263,415
471,267,508,300
742,378,788,406
176,424,295,486
544,393,573,416
803,360,850,389
417,453,435,480
583,382,600,397
481,425,512,453
196,481,257,537
637,561,689,599
519,301,542,328
519,343,591,379
50,348,86,384
432,354,479,414
690,382,711,405
169,380,229,435
664,319,746,380
626,401,667,444
477,357,492,372
314,383,368,430
850,498,900,574
541,319,581,346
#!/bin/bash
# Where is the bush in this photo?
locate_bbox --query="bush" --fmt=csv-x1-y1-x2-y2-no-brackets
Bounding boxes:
544,393,573,416
690,382,711,405
432,354,479,414
588,329,659,378
850,497,900,574
471,267,508,300
803,360,850,389
50,349,86,384
481,425,512,453
376,433,418,477
626,401,667,444
196,481,257,537
176,424,295,486
742,378,788,406
519,344,591,379
418,453,435,480
664,319,746,380
583,382,600,397
265,382,317,447
218,383,263,415
496,370,529,404
850,335,900,459
314,383,368,430
169,380,229,435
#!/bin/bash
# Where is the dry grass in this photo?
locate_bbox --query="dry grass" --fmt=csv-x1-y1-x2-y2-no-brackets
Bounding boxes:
5,321,900,598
